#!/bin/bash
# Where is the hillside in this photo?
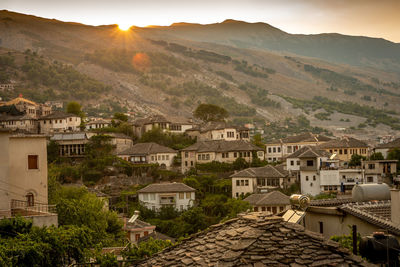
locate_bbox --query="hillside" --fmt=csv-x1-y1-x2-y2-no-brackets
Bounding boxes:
1,10,400,140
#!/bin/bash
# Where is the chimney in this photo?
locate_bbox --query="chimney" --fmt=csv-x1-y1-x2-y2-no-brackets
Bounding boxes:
134,210,140,216
391,189,400,226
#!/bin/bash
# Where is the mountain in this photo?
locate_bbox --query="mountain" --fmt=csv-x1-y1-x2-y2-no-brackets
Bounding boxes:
1,10,400,140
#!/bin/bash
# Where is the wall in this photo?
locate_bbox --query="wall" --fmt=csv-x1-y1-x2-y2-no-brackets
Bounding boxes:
0,133,10,210
300,170,320,196
30,214,58,227
138,191,194,211
232,177,256,198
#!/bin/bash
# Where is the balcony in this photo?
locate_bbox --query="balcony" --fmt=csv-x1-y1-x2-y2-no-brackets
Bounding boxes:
300,166,318,171
159,197,175,205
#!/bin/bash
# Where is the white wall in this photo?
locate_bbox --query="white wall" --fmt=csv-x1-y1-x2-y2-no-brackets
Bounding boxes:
232,177,256,198
138,191,195,211
300,170,320,196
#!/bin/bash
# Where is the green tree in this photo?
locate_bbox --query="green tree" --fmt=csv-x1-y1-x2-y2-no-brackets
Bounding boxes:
348,154,366,167
233,157,249,170
387,148,400,171
122,238,172,260
66,101,84,117
47,140,60,163
251,133,265,149
369,152,384,160
113,112,128,122
193,103,229,122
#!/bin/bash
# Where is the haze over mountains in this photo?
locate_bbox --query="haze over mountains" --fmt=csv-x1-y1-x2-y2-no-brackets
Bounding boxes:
1,10,400,139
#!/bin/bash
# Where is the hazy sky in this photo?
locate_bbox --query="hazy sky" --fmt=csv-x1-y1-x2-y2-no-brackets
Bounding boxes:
3,0,400,42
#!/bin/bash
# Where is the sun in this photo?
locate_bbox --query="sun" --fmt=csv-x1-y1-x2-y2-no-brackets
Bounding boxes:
118,23,132,31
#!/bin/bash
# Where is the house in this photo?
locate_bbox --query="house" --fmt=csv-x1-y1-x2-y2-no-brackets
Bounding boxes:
304,185,400,242
0,114,38,133
244,191,290,214
117,142,177,169
137,183,195,211
86,132,133,154
375,137,400,159
181,140,264,173
44,100,64,110
231,165,295,198
317,136,369,162
265,132,331,162
123,211,156,244
0,129,57,227
50,132,89,158
1,95,51,118
185,121,250,142
362,159,397,183
85,118,112,130
132,115,195,138
138,212,369,266
38,111,81,134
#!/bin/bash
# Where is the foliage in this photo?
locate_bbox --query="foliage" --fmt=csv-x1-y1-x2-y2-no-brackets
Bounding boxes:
196,161,234,173
233,60,270,78
387,148,400,171
47,140,60,164
312,192,337,200
251,133,265,149
330,225,361,255
95,252,118,267
238,82,280,108
139,127,195,150
0,216,33,238
122,238,173,260
113,112,128,122
193,103,229,122
348,154,367,167
66,101,84,117
369,152,384,160
232,157,250,170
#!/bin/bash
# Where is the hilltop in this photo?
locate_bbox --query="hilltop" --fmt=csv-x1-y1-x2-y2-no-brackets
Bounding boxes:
1,10,400,140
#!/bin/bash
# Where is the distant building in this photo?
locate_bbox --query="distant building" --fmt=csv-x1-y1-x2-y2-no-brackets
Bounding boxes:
117,142,177,169
362,160,397,183
137,183,195,211
231,165,295,198
1,95,51,118
244,191,290,214
375,137,400,159
265,132,331,162
180,140,264,173
0,114,38,133
0,83,14,91
85,118,112,130
50,132,89,158
317,136,369,162
185,121,250,142
44,100,64,110
132,115,195,138
38,111,81,134
0,129,57,227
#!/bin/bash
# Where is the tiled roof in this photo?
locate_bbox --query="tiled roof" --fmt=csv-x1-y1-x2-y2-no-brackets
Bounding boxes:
190,121,249,133
0,114,35,121
266,132,331,145
339,201,400,236
310,198,355,207
86,119,111,125
133,115,169,126
230,165,289,178
138,183,195,193
244,191,290,206
377,137,400,149
287,145,332,159
318,137,368,149
118,142,176,155
50,132,88,141
182,140,262,152
39,111,79,120
138,213,370,266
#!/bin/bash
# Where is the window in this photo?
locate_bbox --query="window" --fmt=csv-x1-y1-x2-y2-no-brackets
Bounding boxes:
268,147,272,153
150,194,155,201
339,149,343,155
261,207,266,211
240,180,244,186
368,164,375,169
272,207,277,214
278,147,281,153
151,156,154,161
179,192,184,199
319,221,323,234
158,155,161,160
166,155,169,160
198,155,201,160
306,160,314,166
273,147,276,153
144,231,149,236
190,161,193,166
162,155,165,160
344,149,348,154
135,234,141,241
236,180,240,186
305,176,309,181
254,207,258,212
287,146,292,153
297,161,300,166
26,193,34,206
28,155,38,169
185,152,189,158
290,160,294,166
313,176,316,181
245,180,249,186
367,177,373,183
234,152,237,158
185,161,188,167
206,154,210,160
186,192,191,199
236,192,239,198
143,194,149,201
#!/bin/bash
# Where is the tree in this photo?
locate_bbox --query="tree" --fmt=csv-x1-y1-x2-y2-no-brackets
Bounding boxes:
348,154,366,167
251,133,265,149
47,140,59,163
66,101,84,117
233,157,249,170
113,112,128,122
193,103,229,122
369,152,384,160
387,148,400,171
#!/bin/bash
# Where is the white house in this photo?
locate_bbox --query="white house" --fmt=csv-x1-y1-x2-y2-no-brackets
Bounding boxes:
38,111,81,134
137,183,196,211
85,118,112,130
185,121,250,142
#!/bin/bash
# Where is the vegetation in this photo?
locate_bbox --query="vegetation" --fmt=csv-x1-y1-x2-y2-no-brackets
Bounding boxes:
233,60,270,78
139,127,195,150
369,152,384,160
193,103,229,122
330,226,361,255
348,154,367,167
387,148,400,171
238,82,280,108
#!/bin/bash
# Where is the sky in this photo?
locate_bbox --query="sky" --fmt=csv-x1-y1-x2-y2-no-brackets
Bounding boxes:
2,0,400,42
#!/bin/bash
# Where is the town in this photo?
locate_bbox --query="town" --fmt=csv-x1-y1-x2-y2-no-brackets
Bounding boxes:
1,94,399,266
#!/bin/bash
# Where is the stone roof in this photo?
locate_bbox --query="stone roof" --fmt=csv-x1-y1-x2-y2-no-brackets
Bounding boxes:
189,121,249,133
0,105,23,116
287,145,332,159
339,200,400,236
377,137,400,149
266,132,331,145
138,213,370,266
138,183,195,193
182,140,262,153
39,110,79,120
0,114,35,121
133,115,169,126
50,132,88,141
118,142,176,155
86,119,111,125
244,191,290,206
230,165,289,178
318,137,368,149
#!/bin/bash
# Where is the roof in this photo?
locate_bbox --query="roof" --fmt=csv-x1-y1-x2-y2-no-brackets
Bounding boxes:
133,115,169,126
182,140,262,152
138,183,196,193
138,231,176,244
39,110,79,120
244,191,290,206
124,218,155,230
0,114,35,121
318,137,369,149
230,165,289,178
50,132,88,141
287,145,332,159
190,121,249,133
339,201,400,236
5,96,37,106
99,132,132,139
118,142,176,155
138,212,370,266
310,197,355,207
86,119,111,125
377,137,400,149
266,132,331,145
0,105,23,116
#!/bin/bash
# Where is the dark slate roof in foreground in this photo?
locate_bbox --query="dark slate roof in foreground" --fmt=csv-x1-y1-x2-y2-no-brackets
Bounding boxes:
138,213,371,266
244,191,290,206
137,183,195,193
230,165,289,178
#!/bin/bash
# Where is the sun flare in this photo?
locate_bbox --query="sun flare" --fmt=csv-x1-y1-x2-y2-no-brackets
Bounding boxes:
118,23,132,31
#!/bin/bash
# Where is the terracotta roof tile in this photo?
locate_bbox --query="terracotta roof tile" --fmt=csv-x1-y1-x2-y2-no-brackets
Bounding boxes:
118,142,176,155
287,145,332,159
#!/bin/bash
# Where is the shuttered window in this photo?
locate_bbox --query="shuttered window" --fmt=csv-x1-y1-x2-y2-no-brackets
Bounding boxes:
28,155,38,169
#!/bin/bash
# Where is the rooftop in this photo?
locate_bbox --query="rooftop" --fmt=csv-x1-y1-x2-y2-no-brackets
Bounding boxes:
318,137,368,149
244,191,290,206
189,121,248,133
50,132,88,141
138,212,370,266
118,142,176,155
182,140,262,152
39,110,79,120
138,183,196,193
230,165,289,178
266,132,331,145
287,145,332,159
133,115,169,126
376,137,400,149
